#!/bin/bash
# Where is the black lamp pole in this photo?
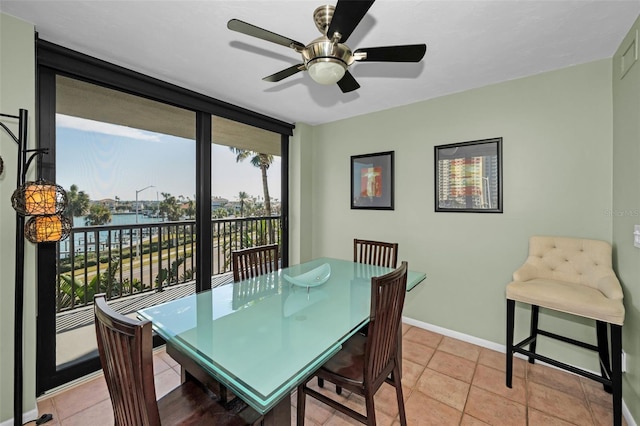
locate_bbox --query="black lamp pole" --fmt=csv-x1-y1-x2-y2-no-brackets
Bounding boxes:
1,109,31,426
3,109,65,426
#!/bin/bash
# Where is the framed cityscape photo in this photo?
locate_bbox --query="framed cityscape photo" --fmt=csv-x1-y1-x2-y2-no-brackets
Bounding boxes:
435,138,503,213
351,151,394,210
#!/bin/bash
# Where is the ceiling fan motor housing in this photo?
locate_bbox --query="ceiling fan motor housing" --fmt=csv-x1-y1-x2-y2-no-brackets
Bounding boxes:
303,36,354,69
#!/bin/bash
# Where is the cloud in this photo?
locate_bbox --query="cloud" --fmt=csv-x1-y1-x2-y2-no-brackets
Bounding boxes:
56,114,161,141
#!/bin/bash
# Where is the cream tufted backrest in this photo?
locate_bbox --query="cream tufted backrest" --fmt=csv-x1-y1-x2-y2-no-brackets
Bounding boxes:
514,236,623,296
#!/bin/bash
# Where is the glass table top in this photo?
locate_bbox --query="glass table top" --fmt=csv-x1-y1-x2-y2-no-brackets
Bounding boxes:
138,257,425,414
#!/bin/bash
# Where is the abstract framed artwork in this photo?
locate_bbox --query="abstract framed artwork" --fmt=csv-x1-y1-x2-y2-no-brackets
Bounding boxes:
434,137,503,213
351,151,394,210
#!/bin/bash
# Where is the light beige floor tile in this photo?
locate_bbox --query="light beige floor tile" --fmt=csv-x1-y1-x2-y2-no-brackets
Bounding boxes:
400,358,426,388
478,347,526,378
464,386,526,426
415,367,470,411
402,340,435,366
36,397,60,425
528,362,585,400
153,367,181,399
590,400,627,426
438,336,482,362
580,376,615,408
403,327,443,349
52,376,110,421
472,364,526,405
527,381,592,425
528,408,584,426
404,390,462,426
428,350,477,383
460,414,491,425
59,399,113,425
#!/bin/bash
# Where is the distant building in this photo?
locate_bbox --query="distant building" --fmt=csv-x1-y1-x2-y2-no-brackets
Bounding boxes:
211,197,228,208
94,198,117,210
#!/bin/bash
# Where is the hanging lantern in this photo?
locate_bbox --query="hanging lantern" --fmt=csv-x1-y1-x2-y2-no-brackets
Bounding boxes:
24,214,71,243
12,179,68,216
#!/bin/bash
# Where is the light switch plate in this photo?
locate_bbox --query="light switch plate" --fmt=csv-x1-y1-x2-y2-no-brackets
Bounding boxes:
634,225,640,248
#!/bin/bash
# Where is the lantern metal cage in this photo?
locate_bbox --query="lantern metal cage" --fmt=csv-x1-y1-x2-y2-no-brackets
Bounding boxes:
11,179,68,216
24,214,72,243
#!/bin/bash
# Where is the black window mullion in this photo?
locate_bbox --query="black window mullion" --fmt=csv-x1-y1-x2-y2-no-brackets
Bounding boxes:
195,112,212,292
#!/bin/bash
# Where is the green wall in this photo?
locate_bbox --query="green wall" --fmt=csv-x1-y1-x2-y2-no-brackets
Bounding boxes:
299,59,618,381
612,15,640,423
1,8,638,424
0,13,37,424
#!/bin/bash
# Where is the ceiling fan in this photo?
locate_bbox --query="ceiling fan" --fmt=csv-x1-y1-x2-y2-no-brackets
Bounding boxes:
227,0,427,93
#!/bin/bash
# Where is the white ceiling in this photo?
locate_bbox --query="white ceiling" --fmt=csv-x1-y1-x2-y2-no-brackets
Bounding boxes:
2,0,639,126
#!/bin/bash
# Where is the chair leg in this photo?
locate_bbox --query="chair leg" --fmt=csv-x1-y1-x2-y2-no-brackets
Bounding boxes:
506,299,515,388
296,384,306,426
364,393,377,426
611,324,622,426
392,363,407,426
596,321,612,393
528,305,539,364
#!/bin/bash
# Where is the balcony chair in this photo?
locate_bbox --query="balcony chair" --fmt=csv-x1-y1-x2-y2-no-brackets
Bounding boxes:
94,294,259,426
232,243,279,282
506,236,625,426
297,262,409,426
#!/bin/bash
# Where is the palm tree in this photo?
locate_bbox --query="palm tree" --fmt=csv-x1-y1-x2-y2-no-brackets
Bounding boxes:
230,148,275,242
237,191,249,217
65,184,90,219
159,192,183,221
184,198,196,219
85,203,112,226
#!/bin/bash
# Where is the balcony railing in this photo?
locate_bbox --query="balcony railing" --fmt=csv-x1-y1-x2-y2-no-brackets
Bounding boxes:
56,216,281,313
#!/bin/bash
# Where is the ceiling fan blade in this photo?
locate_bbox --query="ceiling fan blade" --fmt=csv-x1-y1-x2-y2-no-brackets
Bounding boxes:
262,64,305,82
326,0,375,43
228,19,305,51
354,44,427,62
337,70,360,93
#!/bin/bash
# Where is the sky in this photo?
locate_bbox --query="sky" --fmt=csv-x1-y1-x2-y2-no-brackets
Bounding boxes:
56,114,281,203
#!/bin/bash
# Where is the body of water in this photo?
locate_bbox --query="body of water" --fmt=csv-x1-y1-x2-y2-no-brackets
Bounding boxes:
72,212,165,228
62,213,168,258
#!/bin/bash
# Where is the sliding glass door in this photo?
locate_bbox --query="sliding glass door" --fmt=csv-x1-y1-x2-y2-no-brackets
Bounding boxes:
36,40,292,393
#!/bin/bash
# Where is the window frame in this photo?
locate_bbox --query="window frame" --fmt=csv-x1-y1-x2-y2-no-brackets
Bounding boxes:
36,38,293,394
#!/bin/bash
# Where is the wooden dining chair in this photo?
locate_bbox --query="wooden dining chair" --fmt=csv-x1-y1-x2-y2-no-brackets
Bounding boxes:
297,262,409,426
232,243,279,282
354,238,398,268
318,238,399,391
94,294,258,426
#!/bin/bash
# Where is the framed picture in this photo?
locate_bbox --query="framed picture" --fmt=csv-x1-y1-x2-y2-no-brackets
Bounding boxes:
351,151,394,210
434,138,503,213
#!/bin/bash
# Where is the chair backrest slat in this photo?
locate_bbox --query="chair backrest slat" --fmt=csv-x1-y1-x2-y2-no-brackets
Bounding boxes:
354,239,398,268
94,294,160,426
232,244,279,282
365,261,408,389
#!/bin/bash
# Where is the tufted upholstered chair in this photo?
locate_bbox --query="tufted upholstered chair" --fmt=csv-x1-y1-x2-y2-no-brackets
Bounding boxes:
506,236,625,425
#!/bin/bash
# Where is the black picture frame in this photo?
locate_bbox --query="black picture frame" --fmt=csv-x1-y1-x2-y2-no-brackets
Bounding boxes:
351,151,394,210
434,138,503,213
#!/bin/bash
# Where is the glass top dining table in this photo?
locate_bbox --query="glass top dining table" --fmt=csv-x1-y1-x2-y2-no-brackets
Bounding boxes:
138,257,426,415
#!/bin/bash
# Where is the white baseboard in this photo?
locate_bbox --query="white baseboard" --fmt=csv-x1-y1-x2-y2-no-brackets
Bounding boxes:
402,316,637,426
0,407,38,426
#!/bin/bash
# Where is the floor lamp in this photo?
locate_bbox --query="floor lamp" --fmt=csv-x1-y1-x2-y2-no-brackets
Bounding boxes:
1,109,70,426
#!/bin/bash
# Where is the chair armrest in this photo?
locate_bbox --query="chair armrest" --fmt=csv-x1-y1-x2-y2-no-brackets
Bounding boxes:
512,263,538,282
595,273,624,300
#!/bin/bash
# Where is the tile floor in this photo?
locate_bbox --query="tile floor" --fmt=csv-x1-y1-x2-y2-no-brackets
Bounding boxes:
36,324,624,425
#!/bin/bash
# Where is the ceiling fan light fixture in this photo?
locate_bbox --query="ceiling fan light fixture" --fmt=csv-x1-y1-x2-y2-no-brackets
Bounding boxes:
308,58,346,85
